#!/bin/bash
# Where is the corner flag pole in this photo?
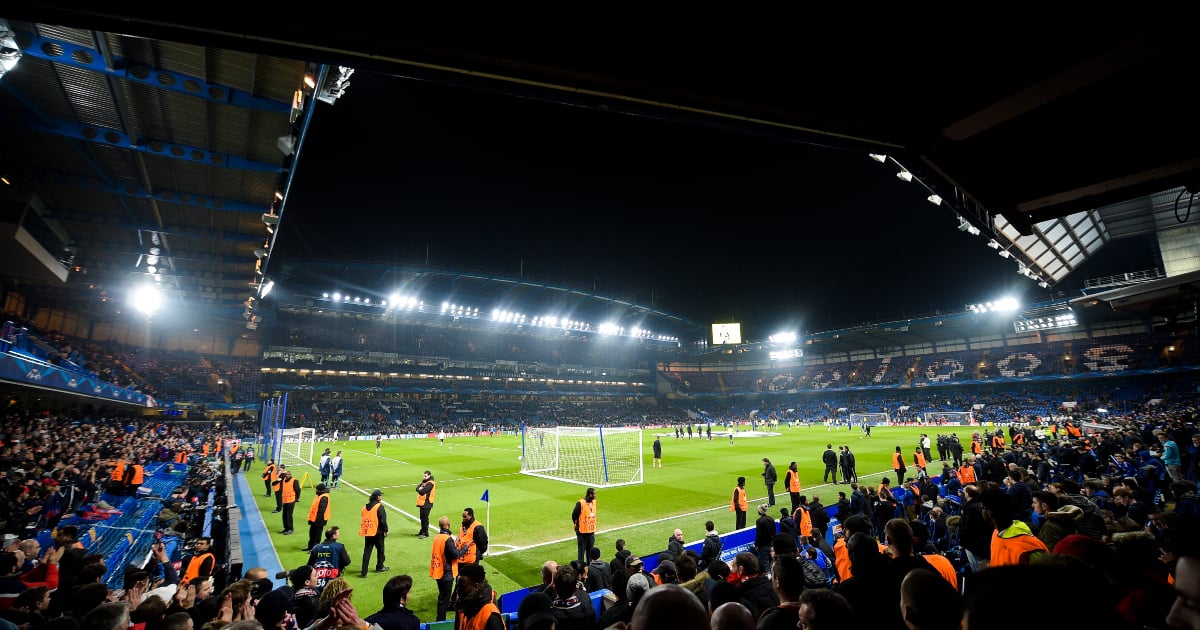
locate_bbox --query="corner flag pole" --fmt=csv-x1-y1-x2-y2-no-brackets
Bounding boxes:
481,488,491,541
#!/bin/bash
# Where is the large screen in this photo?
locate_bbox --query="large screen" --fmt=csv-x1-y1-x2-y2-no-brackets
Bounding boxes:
712,323,742,345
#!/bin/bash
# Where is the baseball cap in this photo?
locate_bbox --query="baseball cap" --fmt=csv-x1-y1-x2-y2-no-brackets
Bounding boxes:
371,489,384,497
625,555,643,569
517,592,557,630
626,573,650,600
654,560,676,575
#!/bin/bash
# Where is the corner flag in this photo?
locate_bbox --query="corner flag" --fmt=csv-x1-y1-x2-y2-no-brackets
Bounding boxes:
480,489,489,502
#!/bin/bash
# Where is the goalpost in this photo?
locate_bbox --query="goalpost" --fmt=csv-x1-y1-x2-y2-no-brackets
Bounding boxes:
923,411,974,424
520,425,643,488
849,412,889,426
278,427,315,468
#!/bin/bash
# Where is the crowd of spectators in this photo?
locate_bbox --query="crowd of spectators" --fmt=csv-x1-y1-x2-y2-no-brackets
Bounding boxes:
504,400,1199,630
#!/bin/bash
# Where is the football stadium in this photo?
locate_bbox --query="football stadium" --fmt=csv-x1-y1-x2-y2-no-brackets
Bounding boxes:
0,14,1197,630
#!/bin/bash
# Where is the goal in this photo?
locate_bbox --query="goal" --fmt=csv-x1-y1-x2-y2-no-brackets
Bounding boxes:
278,427,316,468
923,411,974,425
849,412,889,426
521,426,643,488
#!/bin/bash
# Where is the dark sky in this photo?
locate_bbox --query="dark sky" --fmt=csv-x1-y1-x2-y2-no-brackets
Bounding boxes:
274,70,1160,341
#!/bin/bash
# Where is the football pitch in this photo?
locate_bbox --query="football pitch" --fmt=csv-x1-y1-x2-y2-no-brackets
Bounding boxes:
251,424,952,620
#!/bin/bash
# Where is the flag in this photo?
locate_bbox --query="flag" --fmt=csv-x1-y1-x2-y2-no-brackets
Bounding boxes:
480,489,489,503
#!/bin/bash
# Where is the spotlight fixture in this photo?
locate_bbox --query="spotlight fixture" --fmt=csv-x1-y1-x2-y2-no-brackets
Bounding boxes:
1038,281,1050,288
986,239,1002,250
998,249,1011,259
896,170,913,182
260,280,275,298
254,248,267,259
928,194,943,206
869,153,888,163
0,20,23,80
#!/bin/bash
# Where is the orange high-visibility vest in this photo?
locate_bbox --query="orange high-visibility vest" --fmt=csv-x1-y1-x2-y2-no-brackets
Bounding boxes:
417,481,436,507
958,465,977,484
281,480,297,504
174,451,187,464
127,465,144,486
456,602,499,630
731,487,748,512
796,506,813,537
360,503,381,536
182,552,214,585
262,462,277,482
915,452,926,469
430,532,458,579
110,461,126,483
459,520,482,564
893,452,905,469
990,531,1048,567
576,498,596,533
786,470,801,493
202,443,210,457
1013,433,1024,446
308,494,330,522
971,441,982,455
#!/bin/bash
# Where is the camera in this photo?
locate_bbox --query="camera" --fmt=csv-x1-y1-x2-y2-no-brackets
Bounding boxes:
275,569,290,580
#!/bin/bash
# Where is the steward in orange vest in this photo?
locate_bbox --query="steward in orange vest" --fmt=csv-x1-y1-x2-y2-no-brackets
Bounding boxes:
110,460,126,485
262,461,277,498
305,483,331,551
429,515,460,622
458,507,488,564
181,536,215,587
360,489,388,578
279,471,300,534
730,477,748,530
453,563,502,630
572,487,597,564
122,462,145,496
785,462,803,512
982,488,1048,566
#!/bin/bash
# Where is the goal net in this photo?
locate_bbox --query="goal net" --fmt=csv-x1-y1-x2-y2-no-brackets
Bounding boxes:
923,411,974,424
521,426,643,488
849,412,889,425
278,427,316,468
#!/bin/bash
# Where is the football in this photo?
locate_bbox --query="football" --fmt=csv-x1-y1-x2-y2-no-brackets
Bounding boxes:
517,455,523,461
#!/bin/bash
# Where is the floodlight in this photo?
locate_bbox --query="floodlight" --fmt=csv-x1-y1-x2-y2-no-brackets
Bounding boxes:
254,248,268,259
262,213,280,227
1038,281,1050,288
987,239,1002,250
998,250,1011,258
260,280,275,298
928,194,943,206
0,21,22,79
896,170,913,182
131,285,162,316
869,153,887,163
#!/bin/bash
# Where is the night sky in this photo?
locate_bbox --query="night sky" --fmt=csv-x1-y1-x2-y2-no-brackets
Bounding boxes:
273,70,1159,341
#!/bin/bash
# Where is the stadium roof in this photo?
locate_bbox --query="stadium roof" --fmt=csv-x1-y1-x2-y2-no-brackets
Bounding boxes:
1,12,1196,336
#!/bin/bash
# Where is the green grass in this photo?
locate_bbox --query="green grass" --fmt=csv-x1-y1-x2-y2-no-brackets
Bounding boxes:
252,424,947,621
